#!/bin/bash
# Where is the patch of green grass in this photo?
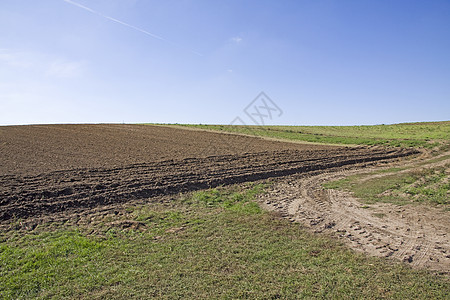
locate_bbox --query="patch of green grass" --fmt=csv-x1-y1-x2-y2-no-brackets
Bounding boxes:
1,183,449,299
323,177,353,190
324,165,450,206
0,231,107,299
184,183,265,214
177,121,450,149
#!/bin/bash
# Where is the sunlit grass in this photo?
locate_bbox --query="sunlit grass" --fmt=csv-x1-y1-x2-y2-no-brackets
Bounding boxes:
1,184,448,299
324,164,450,206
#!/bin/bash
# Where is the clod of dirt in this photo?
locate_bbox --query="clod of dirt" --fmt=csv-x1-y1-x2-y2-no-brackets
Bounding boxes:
108,220,146,230
165,226,185,233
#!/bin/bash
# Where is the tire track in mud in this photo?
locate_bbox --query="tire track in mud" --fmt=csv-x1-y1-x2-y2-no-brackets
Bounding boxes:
0,148,415,222
259,152,450,274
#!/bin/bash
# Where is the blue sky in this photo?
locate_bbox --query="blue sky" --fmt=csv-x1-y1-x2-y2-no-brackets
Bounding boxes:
1,0,449,125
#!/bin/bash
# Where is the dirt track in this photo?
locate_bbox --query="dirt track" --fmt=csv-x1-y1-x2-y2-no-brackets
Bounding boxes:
259,151,450,274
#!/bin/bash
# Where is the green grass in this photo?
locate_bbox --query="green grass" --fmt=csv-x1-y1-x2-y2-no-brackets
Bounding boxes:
177,121,450,149
1,184,449,299
323,164,450,206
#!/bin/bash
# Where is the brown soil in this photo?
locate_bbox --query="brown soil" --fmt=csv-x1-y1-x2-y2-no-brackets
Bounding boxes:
0,124,337,176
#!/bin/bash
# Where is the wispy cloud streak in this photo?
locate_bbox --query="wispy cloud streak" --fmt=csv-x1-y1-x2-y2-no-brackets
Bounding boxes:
63,0,202,56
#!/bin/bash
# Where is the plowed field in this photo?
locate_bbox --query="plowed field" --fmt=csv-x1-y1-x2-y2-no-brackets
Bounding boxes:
0,124,416,222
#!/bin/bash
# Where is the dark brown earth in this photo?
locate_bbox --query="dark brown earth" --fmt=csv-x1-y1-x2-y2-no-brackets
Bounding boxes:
0,124,416,223
0,124,336,176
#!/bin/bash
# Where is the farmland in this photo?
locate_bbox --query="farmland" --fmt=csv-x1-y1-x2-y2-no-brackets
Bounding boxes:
1,123,449,298
0,124,415,222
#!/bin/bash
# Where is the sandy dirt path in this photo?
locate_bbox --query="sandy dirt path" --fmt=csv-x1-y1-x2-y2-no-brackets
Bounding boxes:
258,151,450,274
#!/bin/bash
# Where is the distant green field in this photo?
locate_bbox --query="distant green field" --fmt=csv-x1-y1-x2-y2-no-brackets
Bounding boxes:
180,121,450,148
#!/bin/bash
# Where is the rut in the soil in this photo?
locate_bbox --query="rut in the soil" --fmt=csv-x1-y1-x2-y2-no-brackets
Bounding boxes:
0,148,416,222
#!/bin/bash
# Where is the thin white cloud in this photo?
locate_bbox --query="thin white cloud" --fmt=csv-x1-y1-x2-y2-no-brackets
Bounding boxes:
0,51,33,68
63,0,202,56
46,59,84,78
64,0,165,41
63,0,96,13
0,49,85,78
231,36,243,43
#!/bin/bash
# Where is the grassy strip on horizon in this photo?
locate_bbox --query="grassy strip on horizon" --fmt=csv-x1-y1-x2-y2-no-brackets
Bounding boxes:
176,122,450,149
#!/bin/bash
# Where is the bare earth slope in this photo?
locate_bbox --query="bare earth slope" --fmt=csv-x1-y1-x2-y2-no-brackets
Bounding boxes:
0,124,335,176
0,124,415,222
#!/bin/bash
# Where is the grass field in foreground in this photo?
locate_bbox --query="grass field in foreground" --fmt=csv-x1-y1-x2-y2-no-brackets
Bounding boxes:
1,184,448,299
179,121,450,149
